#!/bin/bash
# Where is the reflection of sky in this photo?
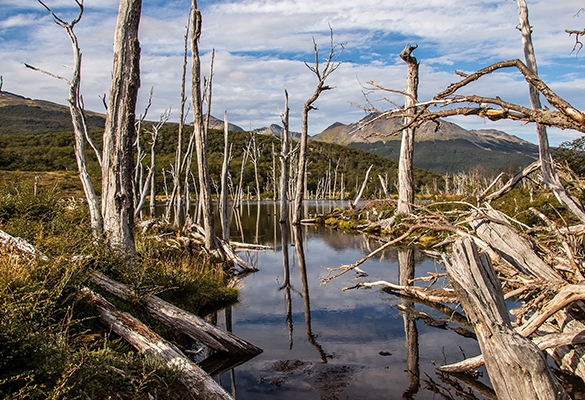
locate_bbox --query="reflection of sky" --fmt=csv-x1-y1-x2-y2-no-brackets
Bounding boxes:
215,202,485,399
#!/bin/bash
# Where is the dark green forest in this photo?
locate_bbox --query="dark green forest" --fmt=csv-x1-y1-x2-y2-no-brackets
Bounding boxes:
0,123,442,198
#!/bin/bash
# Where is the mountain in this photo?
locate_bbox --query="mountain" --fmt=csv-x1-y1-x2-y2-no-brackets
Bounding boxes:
0,91,106,135
253,124,301,140
312,113,539,174
0,90,245,134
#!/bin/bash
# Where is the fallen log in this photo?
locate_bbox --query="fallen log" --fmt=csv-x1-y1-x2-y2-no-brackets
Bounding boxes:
91,272,262,356
443,238,569,400
470,208,564,284
80,286,234,399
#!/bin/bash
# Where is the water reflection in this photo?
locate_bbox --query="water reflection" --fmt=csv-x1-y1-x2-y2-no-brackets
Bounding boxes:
293,224,330,363
399,248,420,399
200,201,486,399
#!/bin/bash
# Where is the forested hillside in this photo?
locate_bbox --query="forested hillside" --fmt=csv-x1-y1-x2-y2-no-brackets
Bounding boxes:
0,125,442,197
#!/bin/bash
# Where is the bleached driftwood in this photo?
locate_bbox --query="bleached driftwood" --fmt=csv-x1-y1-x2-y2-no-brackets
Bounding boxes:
81,286,233,399
443,238,569,400
91,272,262,355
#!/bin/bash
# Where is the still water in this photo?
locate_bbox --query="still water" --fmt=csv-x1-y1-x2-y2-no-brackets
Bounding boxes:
207,201,485,399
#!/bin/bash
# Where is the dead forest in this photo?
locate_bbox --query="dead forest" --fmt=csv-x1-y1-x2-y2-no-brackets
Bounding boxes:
4,0,585,398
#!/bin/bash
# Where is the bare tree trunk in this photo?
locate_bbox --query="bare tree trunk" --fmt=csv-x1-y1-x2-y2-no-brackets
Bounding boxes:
517,0,585,223
292,33,342,224
190,1,216,250
220,111,230,242
101,0,142,254
280,90,290,223
353,164,373,207
30,2,103,238
168,15,190,227
443,238,569,400
397,44,418,214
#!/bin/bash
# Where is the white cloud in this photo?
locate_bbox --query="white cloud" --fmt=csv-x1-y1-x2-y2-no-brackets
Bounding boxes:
2,0,585,146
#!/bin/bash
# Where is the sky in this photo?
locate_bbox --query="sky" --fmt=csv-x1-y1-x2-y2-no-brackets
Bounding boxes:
1,0,585,145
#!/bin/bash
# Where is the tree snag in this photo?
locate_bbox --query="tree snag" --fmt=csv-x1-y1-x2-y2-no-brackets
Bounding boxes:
397,44,419,215
101,0,142,254
292,29,342,224
190,1,217,250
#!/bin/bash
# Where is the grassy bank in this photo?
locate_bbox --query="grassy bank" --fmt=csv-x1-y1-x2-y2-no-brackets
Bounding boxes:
0,178,237,399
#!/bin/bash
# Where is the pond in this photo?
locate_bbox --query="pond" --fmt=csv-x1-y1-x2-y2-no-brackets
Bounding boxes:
205,201,487,399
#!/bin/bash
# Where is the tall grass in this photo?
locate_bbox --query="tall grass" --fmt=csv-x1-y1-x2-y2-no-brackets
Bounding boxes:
0,180,236,399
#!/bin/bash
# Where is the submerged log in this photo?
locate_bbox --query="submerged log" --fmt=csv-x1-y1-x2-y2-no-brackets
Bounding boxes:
91,272,262,355
443,238,569,400
81,286,234,399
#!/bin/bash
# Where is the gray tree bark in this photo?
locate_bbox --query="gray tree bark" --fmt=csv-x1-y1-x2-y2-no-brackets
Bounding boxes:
220,111,230,242
190,1,216,250
444,238,569,400
517,0,585,223
30,2,103,238
101,0,142,254
397,44,418,215
280,90,290,223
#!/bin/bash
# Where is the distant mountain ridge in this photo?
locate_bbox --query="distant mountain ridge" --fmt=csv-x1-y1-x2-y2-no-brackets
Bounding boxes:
312,113,539,174
253,124,301,140
0,91,245,134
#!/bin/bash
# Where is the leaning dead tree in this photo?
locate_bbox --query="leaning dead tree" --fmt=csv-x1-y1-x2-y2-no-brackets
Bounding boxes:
397,44,419,215
27,0,102,238
292,29,343,225
516,0,585,223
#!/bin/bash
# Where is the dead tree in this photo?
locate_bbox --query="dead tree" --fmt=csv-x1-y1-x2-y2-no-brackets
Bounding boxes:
27,0,102,238
280,90,290,223
166,14,191,227
516,0,585,223
101,0,142,254
352,164,373,207
397,44,419,214
248,133,263,201
292,30,343,224
443,238,569,400
190,1,216,251
220,111,231,242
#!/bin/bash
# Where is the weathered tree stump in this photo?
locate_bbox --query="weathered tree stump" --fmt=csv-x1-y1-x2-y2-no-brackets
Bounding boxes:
444,238,569,400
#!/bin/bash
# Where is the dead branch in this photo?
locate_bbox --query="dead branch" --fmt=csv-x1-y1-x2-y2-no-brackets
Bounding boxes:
344,280,457,303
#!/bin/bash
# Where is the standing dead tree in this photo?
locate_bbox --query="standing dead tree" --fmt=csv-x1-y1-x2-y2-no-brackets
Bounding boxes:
247,133,263,201
220,111,232,242
397,44,419,215
101,0,143,254
26,0,102,238
279,90,291,223
292,29,343,225
190,0,216,251
166,13,191,227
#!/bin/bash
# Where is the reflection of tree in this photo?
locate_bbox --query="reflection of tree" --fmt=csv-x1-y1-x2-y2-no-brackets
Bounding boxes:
279,222,294,349
293,225,330,363
399,248,420,399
